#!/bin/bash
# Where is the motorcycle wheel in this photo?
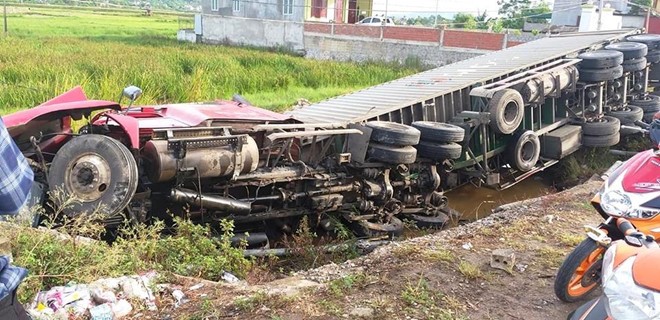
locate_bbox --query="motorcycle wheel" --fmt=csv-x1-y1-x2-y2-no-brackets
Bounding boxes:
554,238,605,302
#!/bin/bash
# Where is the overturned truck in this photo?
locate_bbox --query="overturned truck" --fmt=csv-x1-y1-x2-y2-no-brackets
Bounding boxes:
6,30,660,245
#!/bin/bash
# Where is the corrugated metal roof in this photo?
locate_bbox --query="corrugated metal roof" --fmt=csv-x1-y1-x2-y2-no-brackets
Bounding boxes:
288,29,637,124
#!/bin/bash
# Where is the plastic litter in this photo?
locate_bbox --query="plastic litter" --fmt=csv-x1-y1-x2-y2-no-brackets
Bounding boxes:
172,289,189,308
189,283,204,291
91,288,117,304
89,303,113,320
112,299,133,319
221,271,239,283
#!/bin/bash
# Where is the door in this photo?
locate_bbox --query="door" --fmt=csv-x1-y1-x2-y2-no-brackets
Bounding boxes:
348,0,357,24
312,0,328,18
335,0,344,23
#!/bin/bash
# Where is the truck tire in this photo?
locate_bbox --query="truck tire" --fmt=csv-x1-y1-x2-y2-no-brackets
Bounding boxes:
368,143,417,164
507,130,540,172
411,121,465,143
48,134,139,219
415,141,463,160
630,95,660,113
582,132,620,148
608,106,644,124
554,238,605,302
488,89,524,135
605,42,648,60
351,216,404,238
407,212,450,229
578,66,624,82
581,116,620,136
627,34,660,51
366,121,421,146
647,50,660,64
621,57,647,72
578,50,624,69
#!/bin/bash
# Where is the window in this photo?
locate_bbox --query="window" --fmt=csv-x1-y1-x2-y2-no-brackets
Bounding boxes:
371,17,380,23
233,0,241,12
211,0,218,11
283,0,294,15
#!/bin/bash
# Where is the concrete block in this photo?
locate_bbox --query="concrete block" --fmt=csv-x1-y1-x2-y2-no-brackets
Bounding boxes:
490,249,515,273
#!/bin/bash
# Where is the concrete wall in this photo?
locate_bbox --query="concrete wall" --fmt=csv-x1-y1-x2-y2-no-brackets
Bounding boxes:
203,0,305,22
621,15,645,28
304,34,486,67
202,15,305,51
551,0,582,26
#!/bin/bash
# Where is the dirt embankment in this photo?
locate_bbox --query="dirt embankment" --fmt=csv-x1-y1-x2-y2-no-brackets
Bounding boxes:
144,180,604,320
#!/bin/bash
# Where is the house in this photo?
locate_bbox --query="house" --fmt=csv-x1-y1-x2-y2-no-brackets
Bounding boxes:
551,0,628,26
201,0,373,24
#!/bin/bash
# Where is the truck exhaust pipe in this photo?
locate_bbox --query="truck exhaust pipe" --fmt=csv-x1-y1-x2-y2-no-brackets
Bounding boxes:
170,189,252,214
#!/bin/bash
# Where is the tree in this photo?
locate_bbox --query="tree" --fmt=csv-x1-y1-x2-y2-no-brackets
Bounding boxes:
453,13,477,29
629,0,651,15
497,0,551,30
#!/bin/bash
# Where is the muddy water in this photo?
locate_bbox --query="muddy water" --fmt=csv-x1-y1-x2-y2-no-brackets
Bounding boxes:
446,177,553,222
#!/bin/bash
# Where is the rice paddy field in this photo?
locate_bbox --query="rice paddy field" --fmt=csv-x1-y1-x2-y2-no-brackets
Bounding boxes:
0,5,421,114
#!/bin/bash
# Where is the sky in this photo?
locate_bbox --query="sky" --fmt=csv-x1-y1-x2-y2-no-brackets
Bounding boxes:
371,0,553,18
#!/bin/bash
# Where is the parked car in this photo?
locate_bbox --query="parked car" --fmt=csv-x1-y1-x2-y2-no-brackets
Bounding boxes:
356,16,394,26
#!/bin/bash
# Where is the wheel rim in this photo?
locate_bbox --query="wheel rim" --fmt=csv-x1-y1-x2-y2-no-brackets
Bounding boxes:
567,247,605,297
504,101,518,124
64,152,112,202
521,140,535,162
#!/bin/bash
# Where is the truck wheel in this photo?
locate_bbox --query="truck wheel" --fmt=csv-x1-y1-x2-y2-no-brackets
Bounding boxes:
578,66,624,82
48,135,138,219
608,106,643,124
368,143,417,164
407,212,450,229
581,116,620,136
488,89,524,135
366,121,421,146
626,34,660,51
554,238,605,302
578,50,624,69
411,121,465,143
647,50,660,64
630,95,660,113
582,132,620,148
507,130,540,172
621,57,647,72
605,42,648,60
351,216,404,238
415,141,462,160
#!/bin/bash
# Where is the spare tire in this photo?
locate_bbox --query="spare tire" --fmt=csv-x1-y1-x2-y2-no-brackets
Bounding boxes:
366,121,421,146
48,134,139,219
630,95,660,113
581,116,621,136
578,50,624,69
415,141,463,160
367,143,417,164
605,42,648,60
579,66,624,82
488,89,525,135
411,121,465,143
627,35,660,51
507,130,540,172
583,132,620,148
608,106,644,124
622,57,648,72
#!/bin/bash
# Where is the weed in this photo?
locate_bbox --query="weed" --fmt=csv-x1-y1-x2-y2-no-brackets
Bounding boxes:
457,260,483,280
538,246,566,268
559,233,584,247
423,248,455,263
328,273,370,297
401,277,436,308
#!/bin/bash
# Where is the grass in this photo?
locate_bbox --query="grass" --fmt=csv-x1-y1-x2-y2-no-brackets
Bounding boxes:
0,6,421,114
457,260,484,280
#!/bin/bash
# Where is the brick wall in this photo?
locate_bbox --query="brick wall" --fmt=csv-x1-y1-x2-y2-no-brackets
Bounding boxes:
334,24,381,38
507,41,525,48
304,23,332,34
443,30,505,51
383,26,440,42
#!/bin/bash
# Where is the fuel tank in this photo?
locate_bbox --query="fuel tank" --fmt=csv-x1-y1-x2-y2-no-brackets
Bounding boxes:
143,135,260,183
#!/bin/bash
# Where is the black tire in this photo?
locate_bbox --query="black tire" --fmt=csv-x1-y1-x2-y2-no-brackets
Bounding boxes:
630,95,660,113
578,66,624,82
627,35,660,51
507,130,540,172
644,112,658,122
622,57,647,72
554,238,605,302
578,50,624,69
582,132,620,148
411,121,465,143
415,141,462,160
605,42,648,60
366,121,421,146
367,143,417,164
581,116,620,136
608,106,644,124
351,216,404,238
648,51,660,64
407,212,450,229
48,134,139,219
488,89,525,135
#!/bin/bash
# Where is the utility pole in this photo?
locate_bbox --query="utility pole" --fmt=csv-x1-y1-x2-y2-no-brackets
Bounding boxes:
597,0,603,31
385,0,388,18
3,0,7,35
434,0,439,26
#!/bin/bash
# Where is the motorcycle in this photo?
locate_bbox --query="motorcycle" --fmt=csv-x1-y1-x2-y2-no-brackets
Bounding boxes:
567,218,660,319
554,118,660,302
